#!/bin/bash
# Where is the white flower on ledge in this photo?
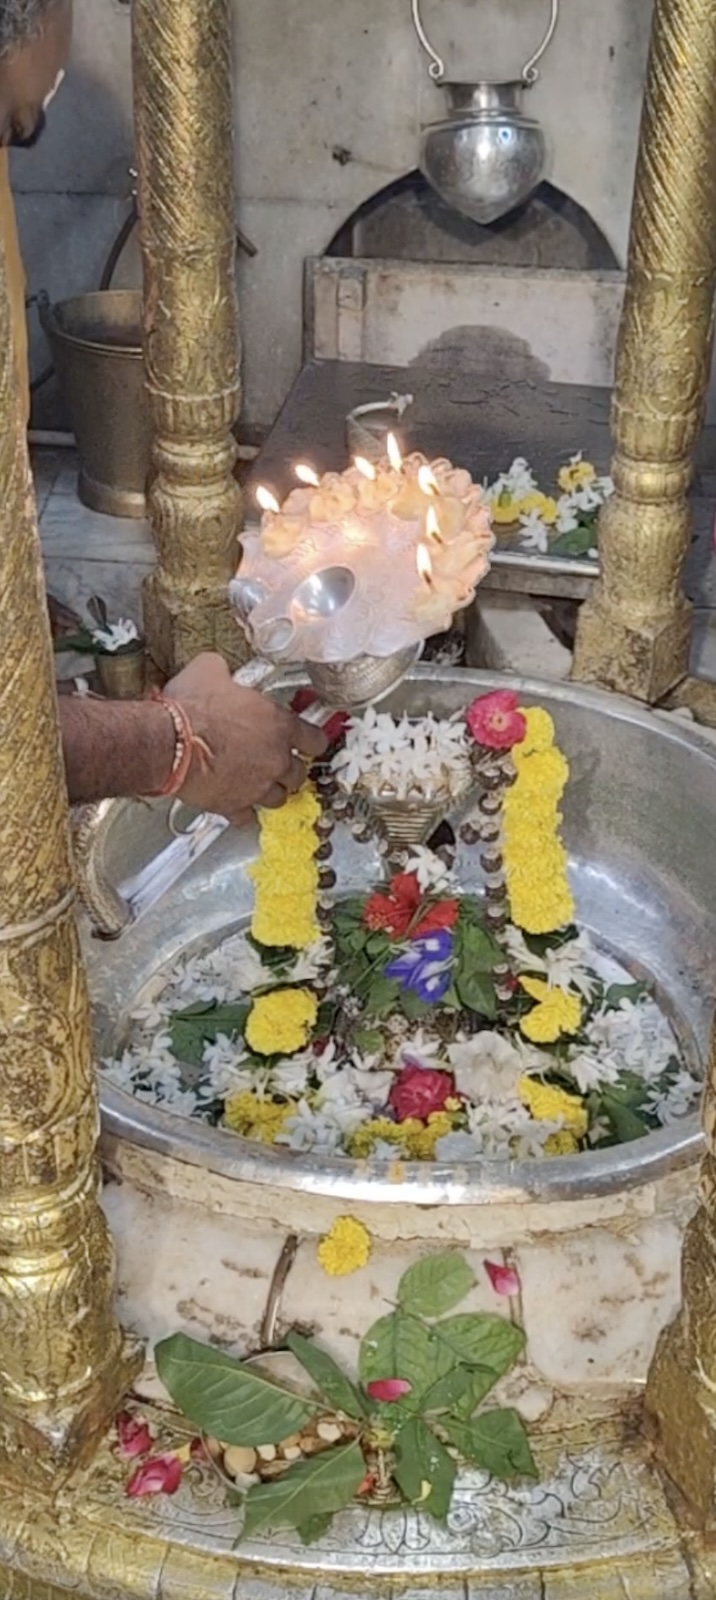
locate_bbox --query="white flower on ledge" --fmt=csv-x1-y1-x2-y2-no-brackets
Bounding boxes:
517,509,551,555
554,496,579,534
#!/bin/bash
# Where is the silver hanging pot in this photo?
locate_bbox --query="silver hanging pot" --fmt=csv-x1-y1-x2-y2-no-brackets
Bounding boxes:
412,0,559,225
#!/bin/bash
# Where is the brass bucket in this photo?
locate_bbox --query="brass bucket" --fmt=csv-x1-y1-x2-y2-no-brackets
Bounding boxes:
38,289,151,518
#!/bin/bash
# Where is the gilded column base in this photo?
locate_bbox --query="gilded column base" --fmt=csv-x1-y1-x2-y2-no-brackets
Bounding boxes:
143,572,249,677
661,675,716,728
572,593,691,703
646,1171,716,1529
0,1331,143,1494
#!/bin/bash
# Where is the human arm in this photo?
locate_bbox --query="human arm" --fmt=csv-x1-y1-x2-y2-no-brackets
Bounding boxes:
58,652,328,825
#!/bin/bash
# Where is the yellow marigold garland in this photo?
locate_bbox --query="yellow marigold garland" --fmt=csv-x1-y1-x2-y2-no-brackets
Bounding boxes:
502,706,574,935
247,784,321,948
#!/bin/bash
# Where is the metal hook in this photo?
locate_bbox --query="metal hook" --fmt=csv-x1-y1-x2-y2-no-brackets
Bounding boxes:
522,0,560,85
411,0,559,89
411,0,445,83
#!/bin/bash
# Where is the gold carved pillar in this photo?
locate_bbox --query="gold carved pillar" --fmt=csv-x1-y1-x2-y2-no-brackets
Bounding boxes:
0,242,140,1487
572,0,716,702
132,0,245,675
646,1104,716,1527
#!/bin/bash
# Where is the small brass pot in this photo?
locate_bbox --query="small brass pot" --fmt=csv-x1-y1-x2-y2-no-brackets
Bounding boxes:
95,647,146,700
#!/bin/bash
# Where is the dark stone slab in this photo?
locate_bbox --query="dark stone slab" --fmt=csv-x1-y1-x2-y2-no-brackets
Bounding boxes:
250,358,716,606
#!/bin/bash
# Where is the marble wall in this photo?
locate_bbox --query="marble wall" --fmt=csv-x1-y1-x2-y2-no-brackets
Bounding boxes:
14,0,652,429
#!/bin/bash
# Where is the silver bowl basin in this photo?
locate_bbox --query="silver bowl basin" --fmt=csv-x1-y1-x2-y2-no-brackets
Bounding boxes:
85,666,716,1206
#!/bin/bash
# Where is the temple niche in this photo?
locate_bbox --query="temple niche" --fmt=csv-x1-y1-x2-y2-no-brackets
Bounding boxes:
4,0,716,1595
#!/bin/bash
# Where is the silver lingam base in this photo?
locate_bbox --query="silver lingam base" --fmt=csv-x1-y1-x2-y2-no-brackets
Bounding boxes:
42,1400,695,1597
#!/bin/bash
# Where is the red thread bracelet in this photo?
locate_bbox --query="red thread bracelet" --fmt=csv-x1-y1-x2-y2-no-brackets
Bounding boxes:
150,693,215,798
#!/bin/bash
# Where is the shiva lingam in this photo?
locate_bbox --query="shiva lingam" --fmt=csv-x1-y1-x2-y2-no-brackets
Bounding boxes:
73,438,494,936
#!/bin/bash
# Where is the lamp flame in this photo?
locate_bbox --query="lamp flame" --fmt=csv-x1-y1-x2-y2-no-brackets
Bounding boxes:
418,465,438,496
426,505,442,542
417,543,433,584
295,463,320,487
256,485,280,514
386,432,402,472
354,456,376,481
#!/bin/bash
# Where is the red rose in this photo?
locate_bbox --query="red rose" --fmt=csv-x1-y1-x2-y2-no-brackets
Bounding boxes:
365,1378,413,1402
323,711,350,745
126,1452,183,1498
290,688,317,715
389,1064,456,1122
290,690,348,748
465,690,527,751
116,1411,153,1459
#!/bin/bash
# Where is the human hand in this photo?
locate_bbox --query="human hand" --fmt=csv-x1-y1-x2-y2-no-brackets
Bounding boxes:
166,653,328,827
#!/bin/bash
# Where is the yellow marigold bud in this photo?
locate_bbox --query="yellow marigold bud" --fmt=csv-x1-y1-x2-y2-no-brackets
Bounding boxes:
557,459,596,493
245,988,318,1055
519,1075,587,1137
317,1216,371,1276
223,1091,292,1144
544,1129,580,1156
490,493,523,526
519,978,582,1042
519,492,557,526
347,1119,405,1158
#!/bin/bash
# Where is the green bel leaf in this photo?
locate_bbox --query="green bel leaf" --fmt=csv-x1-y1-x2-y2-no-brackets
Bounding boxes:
364,976,401,1017
549,524,595,559
169,1001,249,1065
399,988,431,1022
601,1094,649,1143
429,1313,525,1379
603,980,649,1012
421,1363,496,1415
460,923,504,970
359,1311,453,1411
398,1252,475,1319
394,1415,456,1522
444,1364,504,1416
332,897,365,928
297,1512,333,1545
241,1439,366,1539
455,969,497,1021
286,1332,367,1418
154,1333,319,1445
352,1028,384,1056
443,1408,538,1482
